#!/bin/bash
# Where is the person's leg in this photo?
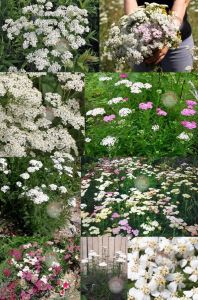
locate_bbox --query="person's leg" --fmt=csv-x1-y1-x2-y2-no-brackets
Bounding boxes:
160,35,194,72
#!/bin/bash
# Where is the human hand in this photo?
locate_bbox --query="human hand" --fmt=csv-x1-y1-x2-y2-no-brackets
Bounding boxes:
145,46,169,65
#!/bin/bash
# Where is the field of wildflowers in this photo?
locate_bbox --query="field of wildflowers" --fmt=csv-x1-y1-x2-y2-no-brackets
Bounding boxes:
85,72,198,158
81,157,198,237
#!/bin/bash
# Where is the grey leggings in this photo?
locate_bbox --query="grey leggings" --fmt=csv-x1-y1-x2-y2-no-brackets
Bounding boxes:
133,35,194,72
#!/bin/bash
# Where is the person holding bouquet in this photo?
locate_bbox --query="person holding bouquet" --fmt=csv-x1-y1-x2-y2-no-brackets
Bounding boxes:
124,0,194,72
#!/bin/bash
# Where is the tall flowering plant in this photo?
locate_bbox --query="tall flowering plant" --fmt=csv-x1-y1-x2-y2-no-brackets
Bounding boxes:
81,247,127,299
105,3,181,67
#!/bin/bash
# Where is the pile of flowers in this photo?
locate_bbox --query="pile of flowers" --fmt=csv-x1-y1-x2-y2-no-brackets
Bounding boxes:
0,154,80,235
0,73,84,157
81,157,198,237
128,237,198,300
105,3,181,67
85,73,198,158
2,0,90,72
81,245,127,299
0,238,80,299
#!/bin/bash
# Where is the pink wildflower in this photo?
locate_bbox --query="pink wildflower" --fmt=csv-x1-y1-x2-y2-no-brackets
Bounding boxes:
119,220,128,226
10,249,22,261
111,213,120,219
186,100,197,107
20,291,31,300
139,101,153,110
103,114,116,122
181,120,197,129
60,289,65,297
181,108,196,116
119,73,128,78
64,254,71,260
156,108,167,116
3,268,11,277
63,282,70,290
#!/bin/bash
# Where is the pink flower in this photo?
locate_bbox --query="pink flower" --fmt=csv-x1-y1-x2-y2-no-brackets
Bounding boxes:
119,220,128,226
3,268,11,277
23,271,32,281
139,101,153,110
156,108,167,116
64,254,71,260
119,73,128,78
111,213,120,219
114,169,120,175
103,114,116,122
63,282,70,290
10,249,22,261
53,265,62,275
186,100,197,107
132,229,139,237
181,121,197,129
35,280,52,291
181,108,196,116
20,291,31,300
123,97,128,102
60,289,65,297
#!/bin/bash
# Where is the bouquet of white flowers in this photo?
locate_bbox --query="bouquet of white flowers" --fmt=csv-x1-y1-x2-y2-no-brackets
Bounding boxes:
105,3,181,67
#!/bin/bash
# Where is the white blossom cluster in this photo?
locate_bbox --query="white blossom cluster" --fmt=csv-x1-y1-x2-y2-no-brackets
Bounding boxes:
128,237,198,300
0,155,79,206
2,0,90,72
0,73,84,157
57,72,85,92
105,3,181,66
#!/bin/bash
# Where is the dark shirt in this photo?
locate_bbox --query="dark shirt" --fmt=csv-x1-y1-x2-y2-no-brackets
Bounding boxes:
137,0,192,40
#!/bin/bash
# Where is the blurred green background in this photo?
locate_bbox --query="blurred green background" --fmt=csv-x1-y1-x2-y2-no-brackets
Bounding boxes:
100,0,198,71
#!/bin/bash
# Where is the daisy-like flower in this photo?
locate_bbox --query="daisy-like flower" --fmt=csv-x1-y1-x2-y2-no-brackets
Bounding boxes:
183,258,198,282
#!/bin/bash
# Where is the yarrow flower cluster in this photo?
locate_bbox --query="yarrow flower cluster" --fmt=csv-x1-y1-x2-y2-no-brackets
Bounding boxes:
0,154,80,235
2,0,90,72
105,3,181,66
0,73,84,157
128,237,198,300
81,157,198,237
